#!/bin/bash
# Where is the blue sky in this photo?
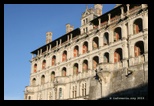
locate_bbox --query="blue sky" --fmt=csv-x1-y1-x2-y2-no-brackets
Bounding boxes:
4,4,115,100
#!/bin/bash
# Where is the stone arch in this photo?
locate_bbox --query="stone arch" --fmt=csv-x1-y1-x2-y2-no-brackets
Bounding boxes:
92,37,99,50
114,48,123,63
134,41,144,57
82,41,88,54
114,27,122,42
133,18,143,34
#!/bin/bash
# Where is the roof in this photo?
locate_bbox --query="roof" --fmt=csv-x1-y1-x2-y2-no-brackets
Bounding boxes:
31,28,80,54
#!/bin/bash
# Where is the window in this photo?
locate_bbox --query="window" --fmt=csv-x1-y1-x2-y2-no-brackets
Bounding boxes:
92,37,99,50
73,63,78,75
72,86,74,98
34,64,37,73
134,41,144,57
82,60,88,72
51,71,55,81
82,84,84,96
133,18,143,34
93,56,99,69
32,78,36,86
52,55,56,66
114,27,121,42
74,46,79,57
41,75,45,84
62,51,67,62
59,88,62,99
62,67,66,76
75,86,77,98
103,32,109,45
28,96,31,100
114,48,122,63
42,60,46,69
83,41,88,54
104,52,109,63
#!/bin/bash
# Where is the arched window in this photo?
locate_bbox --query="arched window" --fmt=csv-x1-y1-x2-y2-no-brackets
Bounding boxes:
73,63,78,75
52,55,56,66
82,60,88,72
74,45,79,57
42,60,46,69
133,18,143,34
84,83,86,96
62,67,66,76
75,86,77,98
104,52,109,63
32,78,36,86
114,48,123,63
28,96,31,100
82,84,84,96
93,56,99,69
55,88,57,100
114,27,122,42
62,50,67,62
51,71,55,81
59,88,62,99
49,92,52,100
41,75,45,85
103,32,109,45
134,41,144,57
83,41,88,54
34,64,37,73
92,37,99,50
72,86,74,98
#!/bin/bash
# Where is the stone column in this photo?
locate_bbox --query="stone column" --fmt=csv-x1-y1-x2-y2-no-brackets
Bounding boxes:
122,42,129,68
98,18,101,29
143,12,148,31
126,4,130,15
128,20,133,37
122,23,127,40
59,39,62,47
108,13,111,25
109,30,113,44
37,50,39,56
40,49,42,55
67,35,69,41
46,46,48,52
49,44,52,51
99,35,103,47
70,33,73,42
122,42,128,59
144,34,148,54
89,38,92,51
56,41,58,47
79,61,82,73
129,43,134,58
109,49,114,63
120,7,124,19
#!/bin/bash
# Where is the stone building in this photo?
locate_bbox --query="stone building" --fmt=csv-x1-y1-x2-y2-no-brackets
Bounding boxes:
24,4,148,100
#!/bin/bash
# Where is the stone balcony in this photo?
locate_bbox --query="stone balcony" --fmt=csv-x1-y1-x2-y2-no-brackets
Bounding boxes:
129,55,145,66
25,86,35,94
54,76,69,85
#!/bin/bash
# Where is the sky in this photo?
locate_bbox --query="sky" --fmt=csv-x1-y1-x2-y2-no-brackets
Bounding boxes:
4,4,115,100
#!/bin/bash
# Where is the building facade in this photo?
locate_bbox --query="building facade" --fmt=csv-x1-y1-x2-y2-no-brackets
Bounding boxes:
24,4,148,100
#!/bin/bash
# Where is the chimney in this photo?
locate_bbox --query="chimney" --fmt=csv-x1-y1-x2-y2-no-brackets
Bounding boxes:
94,4,103,16
46,32,52,44
66,23,74,33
